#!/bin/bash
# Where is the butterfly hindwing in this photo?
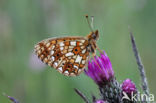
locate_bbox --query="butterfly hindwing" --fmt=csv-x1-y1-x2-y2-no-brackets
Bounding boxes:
35,37,89,76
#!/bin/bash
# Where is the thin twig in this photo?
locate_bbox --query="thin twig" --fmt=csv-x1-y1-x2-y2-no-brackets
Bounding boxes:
74,88,90,103
129,31,150,100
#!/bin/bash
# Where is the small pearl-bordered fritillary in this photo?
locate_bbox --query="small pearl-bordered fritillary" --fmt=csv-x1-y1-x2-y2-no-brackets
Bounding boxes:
34,16,100,76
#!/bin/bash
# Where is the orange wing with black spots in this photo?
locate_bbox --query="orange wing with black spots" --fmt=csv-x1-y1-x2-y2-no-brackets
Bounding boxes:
34,36,90,76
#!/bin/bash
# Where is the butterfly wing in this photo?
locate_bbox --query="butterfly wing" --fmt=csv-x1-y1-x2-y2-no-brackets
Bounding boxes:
34,36,90,76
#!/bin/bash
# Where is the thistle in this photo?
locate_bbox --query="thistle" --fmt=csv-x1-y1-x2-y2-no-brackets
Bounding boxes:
122,79,138,103
85,51,122,103
122,79,137,96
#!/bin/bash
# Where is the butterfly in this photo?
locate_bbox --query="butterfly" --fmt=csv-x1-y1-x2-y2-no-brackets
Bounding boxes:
34,16,100,76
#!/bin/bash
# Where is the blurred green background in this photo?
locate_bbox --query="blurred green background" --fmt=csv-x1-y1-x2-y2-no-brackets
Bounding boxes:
0,0,156,103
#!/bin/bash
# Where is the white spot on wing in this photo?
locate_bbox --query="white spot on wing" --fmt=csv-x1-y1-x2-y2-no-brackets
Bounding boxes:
54,62,58,67
35,45,40,50
82,60,86,64
58,67,63,72
46,43,50,47
44,58,48,63
74,65,78,69
65,52,74,57
69,46,74,49
40,47,44,51
70,41,76,46
51,50,54,55
78,69,83,74
73,55,77,59
40,55,44,58
80,40,85,43
60,42,64,46
37,50,41,54
70,73,75,76
75,55,82,64
48,61,52,66
82,49,86,54
68,48,73,51
81,46,85,49
51,45,55,49
64,71,69,74
51,56,55,61
68,57,71,59
60,47,64,50
79,43,83,45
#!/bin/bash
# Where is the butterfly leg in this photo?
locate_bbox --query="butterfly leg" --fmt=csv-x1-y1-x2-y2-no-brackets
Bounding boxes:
92,52,96,57
96,45,103,53
84,55,91,70
90,49,104,71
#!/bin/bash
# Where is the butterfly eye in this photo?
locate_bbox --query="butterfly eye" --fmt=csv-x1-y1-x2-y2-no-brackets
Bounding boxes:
91,30,99,41
92,33,97,39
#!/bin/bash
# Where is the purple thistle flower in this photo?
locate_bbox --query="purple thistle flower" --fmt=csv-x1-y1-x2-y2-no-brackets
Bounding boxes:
85,51,122,102
85,51,114,86
122,79,137,95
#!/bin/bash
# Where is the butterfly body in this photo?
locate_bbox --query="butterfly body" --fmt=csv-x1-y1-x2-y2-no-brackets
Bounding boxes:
34,30,99,76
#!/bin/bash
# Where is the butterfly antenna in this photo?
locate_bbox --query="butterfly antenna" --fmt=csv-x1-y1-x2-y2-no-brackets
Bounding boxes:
85,15,94,32
91,16,94,30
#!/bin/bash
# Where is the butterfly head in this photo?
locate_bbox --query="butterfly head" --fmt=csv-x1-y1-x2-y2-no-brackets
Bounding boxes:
87,30,99,41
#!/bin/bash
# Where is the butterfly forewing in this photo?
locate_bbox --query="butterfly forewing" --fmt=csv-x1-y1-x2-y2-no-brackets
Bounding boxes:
35,37,89,76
